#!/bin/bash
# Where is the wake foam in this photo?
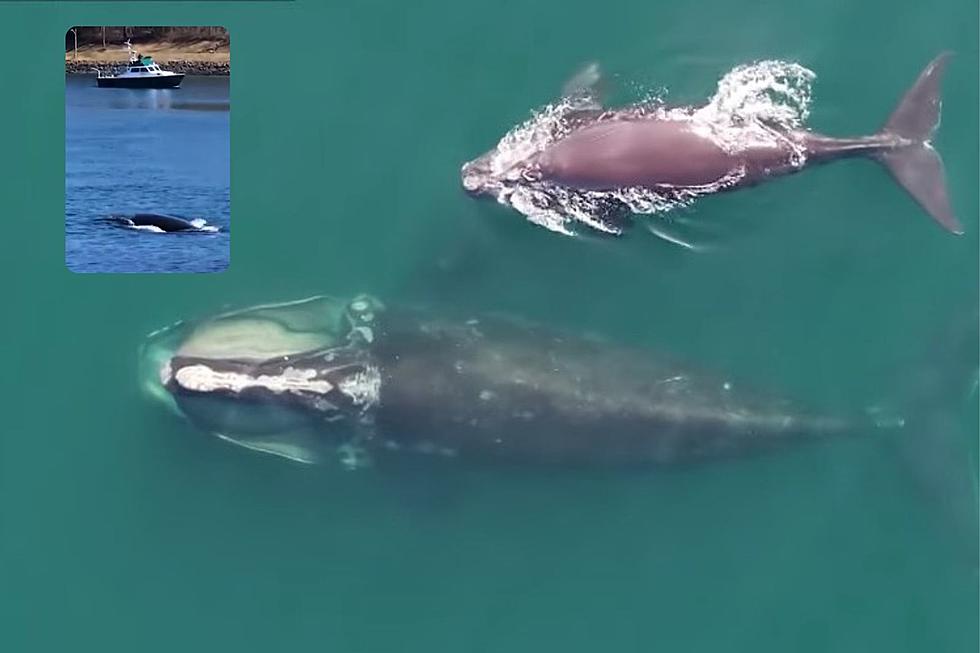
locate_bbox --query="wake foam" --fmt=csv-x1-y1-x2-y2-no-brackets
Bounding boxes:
690,59,815,165
189,218,220,233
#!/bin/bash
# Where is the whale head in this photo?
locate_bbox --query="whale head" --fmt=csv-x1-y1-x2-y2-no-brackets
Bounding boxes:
461,144,545,198
460,151,496,197
138,295,383,465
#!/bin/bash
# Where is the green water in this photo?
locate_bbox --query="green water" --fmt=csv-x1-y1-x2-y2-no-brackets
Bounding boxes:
2,2,978,651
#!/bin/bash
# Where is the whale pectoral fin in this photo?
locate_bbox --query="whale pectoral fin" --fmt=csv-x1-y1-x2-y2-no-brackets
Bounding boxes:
642,218,708,252
214,427,330,464
561,61,606,109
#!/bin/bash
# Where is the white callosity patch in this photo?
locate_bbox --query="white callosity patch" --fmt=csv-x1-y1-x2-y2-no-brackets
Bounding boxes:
336,365,381,409
480,60,816,235
174,364,334,395
346,296,380,344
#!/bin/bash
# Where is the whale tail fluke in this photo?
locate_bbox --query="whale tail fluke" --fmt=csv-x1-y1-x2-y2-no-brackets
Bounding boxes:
874,52,961,234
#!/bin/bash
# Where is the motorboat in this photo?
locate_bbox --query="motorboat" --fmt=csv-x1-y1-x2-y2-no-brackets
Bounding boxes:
94,41,184,89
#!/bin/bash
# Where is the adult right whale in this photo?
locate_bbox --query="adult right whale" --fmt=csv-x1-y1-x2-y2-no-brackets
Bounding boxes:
136,294,977,562
138,293,903,470
462,53,961,237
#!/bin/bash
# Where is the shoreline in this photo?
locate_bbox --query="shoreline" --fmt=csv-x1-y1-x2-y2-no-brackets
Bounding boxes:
66,60,230,76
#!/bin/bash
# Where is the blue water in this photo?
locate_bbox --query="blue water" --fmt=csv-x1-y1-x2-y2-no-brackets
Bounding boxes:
65,74,230,273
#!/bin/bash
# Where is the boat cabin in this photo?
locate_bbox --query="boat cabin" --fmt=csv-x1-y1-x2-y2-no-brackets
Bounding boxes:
127,63,165,74
127,54,164,74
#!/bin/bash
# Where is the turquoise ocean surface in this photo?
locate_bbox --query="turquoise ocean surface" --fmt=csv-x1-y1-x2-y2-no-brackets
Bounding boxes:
1,2,977,652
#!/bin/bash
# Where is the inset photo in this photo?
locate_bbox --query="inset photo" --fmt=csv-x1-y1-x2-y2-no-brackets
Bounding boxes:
65,26,230,273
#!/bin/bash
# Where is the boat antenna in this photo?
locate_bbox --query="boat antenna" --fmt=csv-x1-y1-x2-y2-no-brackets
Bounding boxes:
124,39,138,63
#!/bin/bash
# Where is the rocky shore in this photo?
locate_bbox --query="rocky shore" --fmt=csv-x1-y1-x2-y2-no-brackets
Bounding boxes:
66,60,229,76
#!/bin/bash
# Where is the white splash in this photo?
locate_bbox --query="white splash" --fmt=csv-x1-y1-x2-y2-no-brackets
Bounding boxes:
190,218,220,233
696,61,814,132
484,98,585,187
689,59,815,165
480,60,817,236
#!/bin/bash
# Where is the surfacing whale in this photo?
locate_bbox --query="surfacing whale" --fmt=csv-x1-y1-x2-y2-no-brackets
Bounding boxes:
139,294,893,470
108,213,219,233
461,54,961,238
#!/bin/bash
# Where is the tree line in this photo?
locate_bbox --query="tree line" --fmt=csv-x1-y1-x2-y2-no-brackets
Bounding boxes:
66,27,229,50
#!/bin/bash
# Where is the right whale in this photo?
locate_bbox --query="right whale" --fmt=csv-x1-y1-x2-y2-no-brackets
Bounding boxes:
462,54,961,237
107,213,219,233
138,294,898,469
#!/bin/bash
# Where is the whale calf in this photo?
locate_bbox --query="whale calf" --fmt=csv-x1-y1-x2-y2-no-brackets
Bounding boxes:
139,294,885,470
462,54,960,237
